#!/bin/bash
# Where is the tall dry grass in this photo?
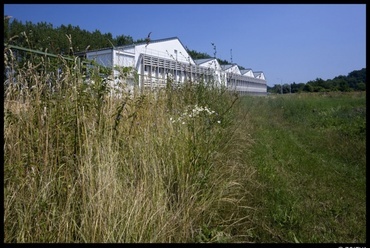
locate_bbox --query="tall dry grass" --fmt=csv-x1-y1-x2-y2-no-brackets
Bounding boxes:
4,44,257,243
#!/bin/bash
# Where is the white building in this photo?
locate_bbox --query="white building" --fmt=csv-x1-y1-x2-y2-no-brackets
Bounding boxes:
240,68,254,78
194,58,224,87
79,36,267,95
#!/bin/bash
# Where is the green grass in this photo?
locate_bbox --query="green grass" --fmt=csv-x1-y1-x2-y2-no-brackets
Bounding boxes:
241,92,366,243
4,45,366,243
4,48,257,243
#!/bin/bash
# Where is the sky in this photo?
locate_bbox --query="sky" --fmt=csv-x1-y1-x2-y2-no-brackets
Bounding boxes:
3,4,366,87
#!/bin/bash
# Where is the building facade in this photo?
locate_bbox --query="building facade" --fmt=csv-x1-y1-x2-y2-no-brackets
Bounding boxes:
80,37,267,95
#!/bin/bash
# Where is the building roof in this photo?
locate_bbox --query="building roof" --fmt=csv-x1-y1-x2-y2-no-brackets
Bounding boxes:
253,71,264,76
117,36,187,51
194,58,215,65
74,47,113,57
221,64,236,70
253,71,265,79
241,68,256,74
221,64,233,70
76,37,186,55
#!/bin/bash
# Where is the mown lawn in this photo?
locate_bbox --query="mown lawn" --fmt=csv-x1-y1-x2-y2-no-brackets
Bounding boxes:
241,92,366,243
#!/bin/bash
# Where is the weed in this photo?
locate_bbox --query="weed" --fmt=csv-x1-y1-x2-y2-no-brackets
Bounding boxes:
4,42,254,243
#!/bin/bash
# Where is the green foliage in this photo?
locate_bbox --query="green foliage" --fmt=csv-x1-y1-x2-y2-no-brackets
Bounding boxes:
115,34,134,46
241,92,366,243
4,45,254,243
195,224,231,243
4,18,365,243
186,49,212,60
216,58,230,65
5,17,242,75
5,18,135,54
268,68,366,94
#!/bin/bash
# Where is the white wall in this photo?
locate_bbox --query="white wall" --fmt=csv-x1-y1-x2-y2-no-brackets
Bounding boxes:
86,50,113,68
84,38,267,94
224,65,241,75
114,51,135,67
134,38,195,65
242,69,254,78
198,58,221,71
253,72,266,80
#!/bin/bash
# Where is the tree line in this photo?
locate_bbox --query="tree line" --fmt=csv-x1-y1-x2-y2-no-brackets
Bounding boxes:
4,17,241,65
4,16,365,92
4,18,135,55
267,68,366,94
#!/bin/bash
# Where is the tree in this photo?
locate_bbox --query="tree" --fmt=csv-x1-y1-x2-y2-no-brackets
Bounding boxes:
115,34,133,46
282,83,290,94
348,68,366,83
291,82,305,93
357,82,366,91
267,85,281,94
339,80,350,92
186,49,212,60
303,84,313,92
217,58,230,65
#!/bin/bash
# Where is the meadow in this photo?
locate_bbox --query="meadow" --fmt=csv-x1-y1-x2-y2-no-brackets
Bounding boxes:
3,48,366,243
242,91,366,243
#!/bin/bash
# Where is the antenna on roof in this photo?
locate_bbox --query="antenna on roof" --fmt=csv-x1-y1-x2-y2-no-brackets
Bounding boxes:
145,32,152,48
211,43,217,59
230,49,233,64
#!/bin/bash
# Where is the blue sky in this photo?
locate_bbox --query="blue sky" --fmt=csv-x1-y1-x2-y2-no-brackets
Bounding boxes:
4,4,366,87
